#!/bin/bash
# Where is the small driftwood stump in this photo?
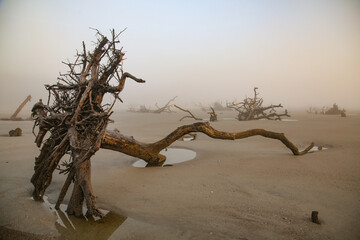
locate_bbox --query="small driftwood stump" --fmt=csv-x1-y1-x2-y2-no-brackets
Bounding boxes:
208,107,218,122
311,211,320,224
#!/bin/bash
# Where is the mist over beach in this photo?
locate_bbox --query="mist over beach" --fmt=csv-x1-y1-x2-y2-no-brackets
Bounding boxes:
0,0,359,112
0,1,360,240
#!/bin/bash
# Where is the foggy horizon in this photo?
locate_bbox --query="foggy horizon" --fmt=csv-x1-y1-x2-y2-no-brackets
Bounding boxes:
1,0,359,113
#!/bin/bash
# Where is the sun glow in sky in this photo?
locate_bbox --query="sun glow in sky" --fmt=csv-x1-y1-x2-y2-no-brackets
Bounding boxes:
0,0,359,112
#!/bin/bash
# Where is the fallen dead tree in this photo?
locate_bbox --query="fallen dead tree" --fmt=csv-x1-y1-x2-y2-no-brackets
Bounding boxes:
174,105,217,122
0,95,32,121
128,96,177,113
174,105,203,121
227,87,290,121
31,30,314,219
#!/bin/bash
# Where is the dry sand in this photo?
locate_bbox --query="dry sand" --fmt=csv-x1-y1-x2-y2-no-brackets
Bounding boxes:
0,110,359,240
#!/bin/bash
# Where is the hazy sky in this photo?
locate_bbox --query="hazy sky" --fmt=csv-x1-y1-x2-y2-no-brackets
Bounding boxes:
0,0,359,112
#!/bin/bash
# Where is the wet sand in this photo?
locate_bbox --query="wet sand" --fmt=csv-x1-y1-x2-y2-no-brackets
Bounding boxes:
0,110,359,239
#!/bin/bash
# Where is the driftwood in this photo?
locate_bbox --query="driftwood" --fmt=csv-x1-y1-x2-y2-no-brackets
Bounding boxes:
208,107,218,122
174,105,203,121
128,97,177,113
311,211,320,224
227,87,290,121
180,105,217,121
10,95,31,120
31,29,145,218
9,128,22,137
0,95,32,121
31,30,314,219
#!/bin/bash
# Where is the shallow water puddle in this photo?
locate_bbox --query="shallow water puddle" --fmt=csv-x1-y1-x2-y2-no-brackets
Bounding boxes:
308,146,329,153
182,136,195,141
34,196,128,240
132,148,197,167
178,134,197,142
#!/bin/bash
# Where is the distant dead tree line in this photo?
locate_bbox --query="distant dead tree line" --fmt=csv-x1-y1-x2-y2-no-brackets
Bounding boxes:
128,87,290,122
307,103,346,117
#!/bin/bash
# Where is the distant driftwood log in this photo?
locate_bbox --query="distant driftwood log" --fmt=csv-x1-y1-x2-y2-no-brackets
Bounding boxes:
128,96,177,113
0,95,32,121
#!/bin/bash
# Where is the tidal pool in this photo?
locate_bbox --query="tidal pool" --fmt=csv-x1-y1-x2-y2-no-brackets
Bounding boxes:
32,195,185,239
30,196,127,240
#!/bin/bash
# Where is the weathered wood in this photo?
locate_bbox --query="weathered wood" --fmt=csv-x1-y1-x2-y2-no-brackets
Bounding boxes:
101,122,314,166
129,96,177,113
31,30,145,217
31,30,314,219
174,105,203,121
9,128,22,136
208,107,217,122
10,95,31,120
311,211,320,224
227,87,290,121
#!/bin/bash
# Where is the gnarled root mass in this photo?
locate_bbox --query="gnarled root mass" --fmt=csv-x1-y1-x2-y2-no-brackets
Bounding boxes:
227,87,290,121
31,29,144,218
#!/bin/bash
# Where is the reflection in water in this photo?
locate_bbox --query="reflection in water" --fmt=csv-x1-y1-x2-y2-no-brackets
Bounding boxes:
132,148,197,168
43,196,127,240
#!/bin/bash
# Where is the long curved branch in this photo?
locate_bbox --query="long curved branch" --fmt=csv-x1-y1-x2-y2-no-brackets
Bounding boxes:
101,122,314,166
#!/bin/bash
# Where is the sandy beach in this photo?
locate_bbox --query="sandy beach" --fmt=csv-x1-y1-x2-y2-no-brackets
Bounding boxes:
0,110,359,240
